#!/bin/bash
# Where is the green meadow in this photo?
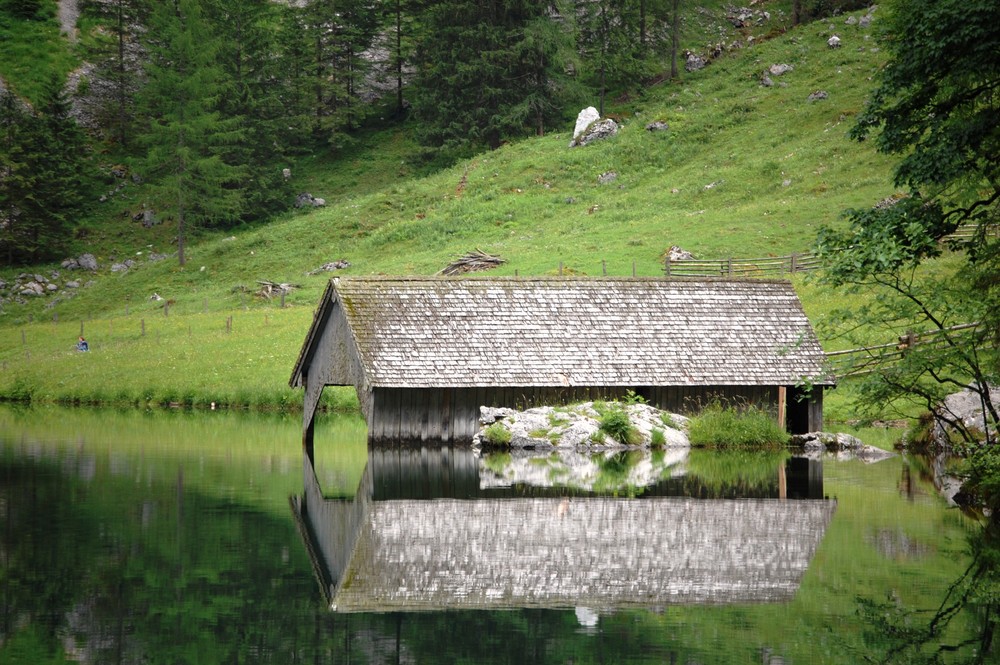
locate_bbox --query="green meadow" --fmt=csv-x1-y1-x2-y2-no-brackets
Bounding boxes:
0,9,926,429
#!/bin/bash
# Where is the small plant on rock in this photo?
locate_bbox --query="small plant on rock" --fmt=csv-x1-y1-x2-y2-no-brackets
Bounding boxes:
599,407,642,445
483,422,512,445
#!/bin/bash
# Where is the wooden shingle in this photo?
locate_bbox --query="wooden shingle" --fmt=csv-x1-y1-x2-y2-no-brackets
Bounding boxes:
292,276,831,390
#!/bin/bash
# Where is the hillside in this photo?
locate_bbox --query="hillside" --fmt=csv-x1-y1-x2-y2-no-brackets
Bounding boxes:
0,6,897,415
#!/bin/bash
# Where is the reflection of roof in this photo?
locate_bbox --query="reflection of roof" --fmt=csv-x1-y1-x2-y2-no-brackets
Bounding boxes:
290,277,832,389
306,495,836,612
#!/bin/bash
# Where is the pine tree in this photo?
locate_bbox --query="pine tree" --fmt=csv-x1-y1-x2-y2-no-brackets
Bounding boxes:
83,0,149,147
137,0,245,266
206,0,292,220
0,78,90,266
411,0,574,155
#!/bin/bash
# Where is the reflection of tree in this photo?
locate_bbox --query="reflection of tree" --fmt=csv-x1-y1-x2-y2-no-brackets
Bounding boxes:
858,518,998,663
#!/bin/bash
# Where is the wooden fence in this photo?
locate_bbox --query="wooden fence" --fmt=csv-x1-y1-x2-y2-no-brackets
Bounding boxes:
824,323,981,379
665,252,821,278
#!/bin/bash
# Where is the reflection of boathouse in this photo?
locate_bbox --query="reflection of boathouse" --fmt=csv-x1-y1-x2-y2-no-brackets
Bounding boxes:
290,277,833,442
292,447,836,612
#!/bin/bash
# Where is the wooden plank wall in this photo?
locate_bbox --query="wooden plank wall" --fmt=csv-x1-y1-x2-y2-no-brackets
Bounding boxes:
367,384,818,442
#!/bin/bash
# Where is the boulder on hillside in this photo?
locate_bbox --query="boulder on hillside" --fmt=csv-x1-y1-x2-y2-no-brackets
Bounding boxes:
571,106,600,145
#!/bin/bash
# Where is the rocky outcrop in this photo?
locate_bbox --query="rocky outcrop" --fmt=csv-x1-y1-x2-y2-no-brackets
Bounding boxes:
474,402,689,450
791,431,896,463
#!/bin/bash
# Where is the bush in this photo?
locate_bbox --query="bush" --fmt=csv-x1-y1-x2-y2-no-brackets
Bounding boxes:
650,428,666,448
599,407,641,445
483,422,512,446
687,400,789,449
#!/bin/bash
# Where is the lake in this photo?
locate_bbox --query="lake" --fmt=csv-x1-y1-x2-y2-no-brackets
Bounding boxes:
1,404,994,664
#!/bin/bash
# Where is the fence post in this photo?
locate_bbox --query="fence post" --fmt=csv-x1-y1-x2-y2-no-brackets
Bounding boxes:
727,258,734,277
790,253,798,273
53,312,58,323
280,292,285,309
164,301,169,317
632,261,636,277
141,319,145,336
665,259,671,277
21,329,26,345
602,260,607,276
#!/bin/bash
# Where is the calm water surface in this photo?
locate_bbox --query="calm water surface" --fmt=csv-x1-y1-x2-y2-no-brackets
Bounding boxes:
0,404,993,664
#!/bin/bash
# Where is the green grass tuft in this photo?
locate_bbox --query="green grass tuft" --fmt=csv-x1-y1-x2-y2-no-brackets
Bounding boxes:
687,400,789,449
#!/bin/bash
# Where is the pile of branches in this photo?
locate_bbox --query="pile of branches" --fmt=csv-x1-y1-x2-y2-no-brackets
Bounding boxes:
256,280,300,299
438,249,506,276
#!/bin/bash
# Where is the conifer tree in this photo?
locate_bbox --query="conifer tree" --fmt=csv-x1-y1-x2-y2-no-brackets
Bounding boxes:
206,0,292,219
411,0,574,155
0,78,90,265
137,0,244,266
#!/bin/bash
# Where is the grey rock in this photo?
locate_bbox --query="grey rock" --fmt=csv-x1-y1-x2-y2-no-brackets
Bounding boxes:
760,74,774,87
78,254,98,271
295,192,326,208
685,52,707,72
768,63,794,76
828,35,841,48
571,118,619,147
65,280,80,289
667,245,695,261
46,283,58,292
807,90,829,102
597,171,618,184
645,121,669,132
571,106,601,145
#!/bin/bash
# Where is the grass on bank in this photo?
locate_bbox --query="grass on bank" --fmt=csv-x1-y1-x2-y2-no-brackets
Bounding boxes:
687,400,790,448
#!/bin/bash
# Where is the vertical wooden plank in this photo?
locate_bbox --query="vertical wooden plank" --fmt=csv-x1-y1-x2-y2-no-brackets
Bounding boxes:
777,385,787,429
441,388,452,441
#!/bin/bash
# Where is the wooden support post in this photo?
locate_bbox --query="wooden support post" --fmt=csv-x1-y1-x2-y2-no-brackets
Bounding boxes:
777,386,787,430
280,292,286,309
665,259,671,277
790,253,798,273
602,260,607,275
79,321,84,336
21,329,26,345
164,301,169,317
727,258,734,276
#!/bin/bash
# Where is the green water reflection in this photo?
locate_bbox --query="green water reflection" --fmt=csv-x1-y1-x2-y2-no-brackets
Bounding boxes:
0,404,994,663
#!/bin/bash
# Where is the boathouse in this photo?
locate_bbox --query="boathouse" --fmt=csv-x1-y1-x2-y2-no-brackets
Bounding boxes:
289,276,833,443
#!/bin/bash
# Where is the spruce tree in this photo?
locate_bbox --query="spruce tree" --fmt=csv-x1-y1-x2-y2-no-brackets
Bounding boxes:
411,0,574,155
0,78,90,265
137,0,244,266
206,0,292,220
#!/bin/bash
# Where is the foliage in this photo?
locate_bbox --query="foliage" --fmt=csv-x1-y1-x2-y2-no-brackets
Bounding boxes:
484,421,513,445
649,427,666,447
0,77,93,266
410,0,576,157
137,0,246,265
687,400,789,448
815,0,1000,449
598,406,641,445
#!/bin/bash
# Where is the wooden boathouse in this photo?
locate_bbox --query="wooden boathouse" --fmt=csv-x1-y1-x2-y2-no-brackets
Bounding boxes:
289,276,833,444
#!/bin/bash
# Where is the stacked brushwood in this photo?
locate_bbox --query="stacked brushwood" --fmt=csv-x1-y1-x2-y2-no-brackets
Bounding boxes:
256,280,300,299
439,249,506,276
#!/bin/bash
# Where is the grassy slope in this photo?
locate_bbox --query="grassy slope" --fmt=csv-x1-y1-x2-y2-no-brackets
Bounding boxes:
0,8,903,419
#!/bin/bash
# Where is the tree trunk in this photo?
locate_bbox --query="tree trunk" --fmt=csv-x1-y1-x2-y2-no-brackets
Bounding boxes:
670,0,680,79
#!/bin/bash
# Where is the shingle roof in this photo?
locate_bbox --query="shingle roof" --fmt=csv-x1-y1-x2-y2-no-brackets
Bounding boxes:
295,276,831,389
